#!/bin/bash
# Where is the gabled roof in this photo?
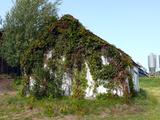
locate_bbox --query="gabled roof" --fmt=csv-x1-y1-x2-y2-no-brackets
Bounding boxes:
51,14,134,64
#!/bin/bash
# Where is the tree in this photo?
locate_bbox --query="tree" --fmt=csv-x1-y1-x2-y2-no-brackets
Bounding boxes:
1,0,61,67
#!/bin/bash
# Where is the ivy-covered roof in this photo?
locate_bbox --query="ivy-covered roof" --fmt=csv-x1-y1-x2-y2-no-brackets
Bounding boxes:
52,14,132,60
21,14,135,98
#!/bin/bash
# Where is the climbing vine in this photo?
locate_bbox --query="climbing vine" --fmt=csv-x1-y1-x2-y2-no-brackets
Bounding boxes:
20,14,134,99
72,65,88,99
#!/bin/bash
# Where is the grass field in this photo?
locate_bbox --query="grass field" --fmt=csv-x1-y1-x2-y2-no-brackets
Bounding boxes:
0,77,160,120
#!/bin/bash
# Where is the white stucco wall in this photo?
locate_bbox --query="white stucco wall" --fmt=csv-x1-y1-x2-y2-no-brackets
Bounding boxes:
113,88,123,96
29,51,140,98
62,73,72,96
46,50,52,60
96,85,107,94
29,76,35,90
44,50,53,69
85,62,95,98
132,66,139,92
101,56,109,65
84,60,124,97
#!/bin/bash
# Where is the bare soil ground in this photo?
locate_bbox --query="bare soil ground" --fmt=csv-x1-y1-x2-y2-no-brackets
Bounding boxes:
0,74,15,95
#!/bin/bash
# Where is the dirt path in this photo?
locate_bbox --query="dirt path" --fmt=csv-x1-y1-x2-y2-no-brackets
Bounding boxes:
0,74,15,94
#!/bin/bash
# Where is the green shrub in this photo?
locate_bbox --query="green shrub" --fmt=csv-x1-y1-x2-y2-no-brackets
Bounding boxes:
30,66,63,99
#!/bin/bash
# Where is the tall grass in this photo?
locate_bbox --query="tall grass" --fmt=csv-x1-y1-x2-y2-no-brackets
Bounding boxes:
0,77,160,120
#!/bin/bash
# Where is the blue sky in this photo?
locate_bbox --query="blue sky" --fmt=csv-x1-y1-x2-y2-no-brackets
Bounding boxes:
1,0,160,70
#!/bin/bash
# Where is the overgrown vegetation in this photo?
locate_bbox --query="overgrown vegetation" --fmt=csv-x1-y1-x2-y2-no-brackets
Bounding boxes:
0,77,159,120
1,0,60,67
1,0,134,100
20,15,134,99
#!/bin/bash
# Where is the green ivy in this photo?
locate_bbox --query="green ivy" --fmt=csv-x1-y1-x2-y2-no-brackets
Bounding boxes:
21,14,134,99
72,64,87,99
